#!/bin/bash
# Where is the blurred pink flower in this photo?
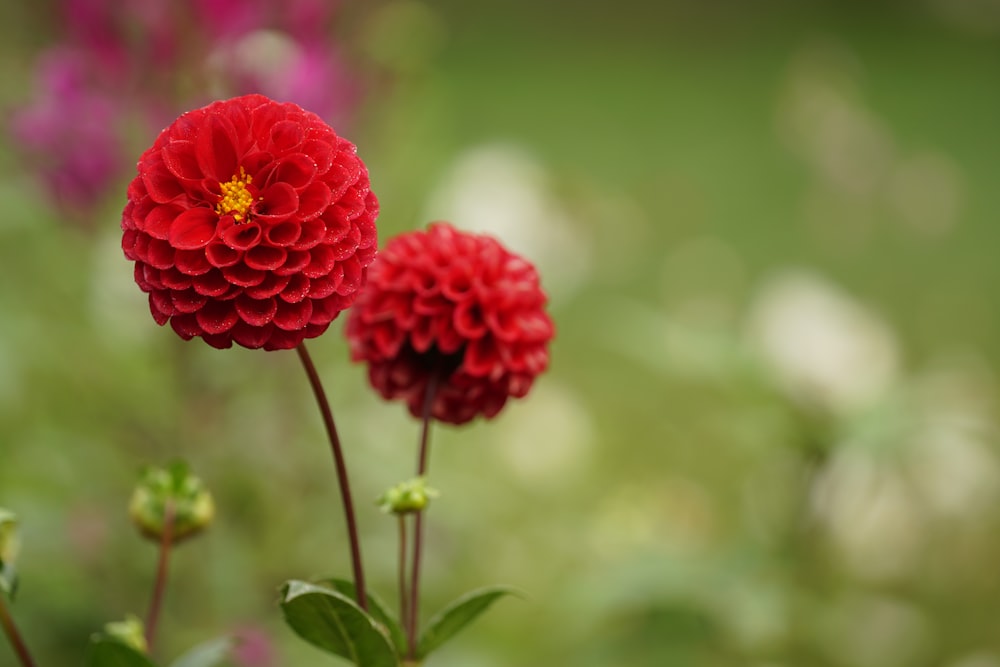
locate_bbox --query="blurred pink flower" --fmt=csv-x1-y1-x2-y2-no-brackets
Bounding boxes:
231,626,276,667
9,48,125,211
10,0,365,216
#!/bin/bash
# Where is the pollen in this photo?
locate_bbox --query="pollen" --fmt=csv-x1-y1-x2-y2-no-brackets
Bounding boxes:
216,167,255,222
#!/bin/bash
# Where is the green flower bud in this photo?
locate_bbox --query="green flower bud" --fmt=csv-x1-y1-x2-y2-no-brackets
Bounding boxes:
0,508,19,568
0,508,20,596
128,462,214,544
376,477,439,515
103,614,148,653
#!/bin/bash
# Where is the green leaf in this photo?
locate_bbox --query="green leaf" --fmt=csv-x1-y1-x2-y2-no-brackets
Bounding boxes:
169,637,234,667
84,637,159,667
417,586,519,659
316,577,408,657
281,580,398,667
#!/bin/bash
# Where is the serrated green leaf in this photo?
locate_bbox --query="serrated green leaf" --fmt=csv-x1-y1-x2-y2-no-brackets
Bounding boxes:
168,636,233,667
281,580,398,667
84,637,159,667
316,577,408,657
417,586,519,659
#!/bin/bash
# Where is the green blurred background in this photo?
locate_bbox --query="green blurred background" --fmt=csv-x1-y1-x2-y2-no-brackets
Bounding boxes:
3,0,1000,665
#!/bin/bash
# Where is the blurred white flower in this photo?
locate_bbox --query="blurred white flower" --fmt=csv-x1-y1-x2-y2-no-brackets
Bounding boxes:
493,382,593,484
776,42,895,197
746,270,900,415
811,447,924,581
886,151,966,238
423,143,591,302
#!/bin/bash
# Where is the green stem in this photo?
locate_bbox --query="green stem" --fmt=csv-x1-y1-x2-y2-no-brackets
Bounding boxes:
0,593,36,667
295,343,368,612
398,515,410,652
406,372,440,658
145,500,175,653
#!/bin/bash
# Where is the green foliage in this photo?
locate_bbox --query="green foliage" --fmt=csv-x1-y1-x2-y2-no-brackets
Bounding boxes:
416,586,518,659
317,577,408,657
280,580,398,666
84,636,158,667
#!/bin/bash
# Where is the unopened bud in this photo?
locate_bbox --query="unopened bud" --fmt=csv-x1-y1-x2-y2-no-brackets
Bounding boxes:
376,477,438,515
0,508,20,596
103,615,148,653
0,508,19,567
128,462,214,544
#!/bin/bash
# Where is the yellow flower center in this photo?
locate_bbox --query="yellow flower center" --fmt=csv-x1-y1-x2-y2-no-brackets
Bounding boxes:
216,167,254,222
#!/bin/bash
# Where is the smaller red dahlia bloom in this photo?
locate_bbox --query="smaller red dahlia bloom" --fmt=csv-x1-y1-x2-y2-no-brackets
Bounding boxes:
122,94,378,350
345,223,554,425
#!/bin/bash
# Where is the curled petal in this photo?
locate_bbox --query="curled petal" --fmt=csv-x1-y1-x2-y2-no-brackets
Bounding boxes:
169,208,217,249
235,295,278,326
255,182,298,221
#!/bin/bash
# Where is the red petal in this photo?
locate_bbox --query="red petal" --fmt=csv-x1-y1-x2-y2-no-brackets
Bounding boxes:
292,217,325,250
144,204,182,240
174,249,212,276
244,272,291,299
302,139,333,175
464,336,501,378
262,327,303,351
273,299,313,331
303,244,335,279
195,300,239,334
255,182,298,221
161,140,202,180
196,112,239,183
146,238,175,270
298,181,332,222
453,301,488,339
305,268,341,299
244,245,287,271
273,153,316,189
206,241,241,268
160,268,191,291
265,221,301,247
269,120,304,152
235,294,277,326
278,272,311,302
149,294,170,325
192,269,231,297
231,321,274,349
221,221,262,251
222,263,265,287
170,313,201,339
171,288,208,313
169,208,218,250
142,159,185,204
275,249,310,276
336,255,363,295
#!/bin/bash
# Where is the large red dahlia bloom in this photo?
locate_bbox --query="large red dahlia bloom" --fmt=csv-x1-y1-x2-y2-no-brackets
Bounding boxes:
345,223,554,425
122,94,378,350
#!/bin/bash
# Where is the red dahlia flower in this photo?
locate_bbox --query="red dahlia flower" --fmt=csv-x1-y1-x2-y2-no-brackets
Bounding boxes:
345,223,554,425
121,94,378,350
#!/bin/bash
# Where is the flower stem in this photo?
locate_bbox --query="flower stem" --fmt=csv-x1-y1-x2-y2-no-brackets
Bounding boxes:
145,499,175,653
0,594,36,667
406,372,440,658
295,343,368,612
397,515,410,650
